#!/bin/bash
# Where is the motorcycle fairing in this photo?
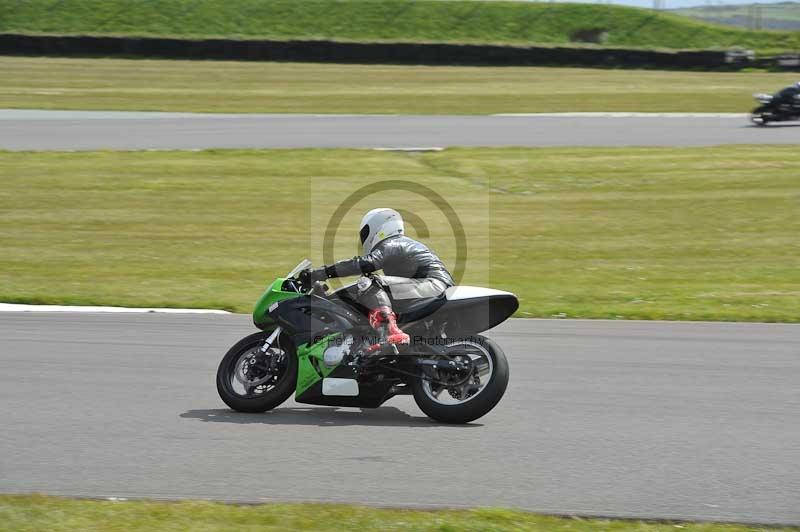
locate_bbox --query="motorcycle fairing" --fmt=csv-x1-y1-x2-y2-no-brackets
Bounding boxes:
252,278,303,329
268,293,366,346
295,333,341,397
404,286,519,338
296,372,398,408
445,286,515,301
293,333,398,408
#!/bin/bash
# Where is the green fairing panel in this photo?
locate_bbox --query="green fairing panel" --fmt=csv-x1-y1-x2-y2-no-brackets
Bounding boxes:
295,334,340,397
252,277,302,328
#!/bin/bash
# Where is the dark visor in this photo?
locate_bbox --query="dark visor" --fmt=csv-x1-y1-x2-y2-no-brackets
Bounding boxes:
359,224,370,245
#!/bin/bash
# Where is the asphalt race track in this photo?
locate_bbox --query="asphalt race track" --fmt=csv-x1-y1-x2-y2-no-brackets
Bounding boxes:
1,110,798,150
1,312,798,524
3,108,799,524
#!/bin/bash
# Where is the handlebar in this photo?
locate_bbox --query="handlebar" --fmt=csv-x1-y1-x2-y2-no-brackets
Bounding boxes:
309,281,328,296
289,272,327,296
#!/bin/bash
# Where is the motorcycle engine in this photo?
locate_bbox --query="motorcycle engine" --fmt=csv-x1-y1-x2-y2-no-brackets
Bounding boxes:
323,335,355,367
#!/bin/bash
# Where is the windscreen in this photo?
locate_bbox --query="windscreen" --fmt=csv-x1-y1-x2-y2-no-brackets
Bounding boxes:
286,259,312,279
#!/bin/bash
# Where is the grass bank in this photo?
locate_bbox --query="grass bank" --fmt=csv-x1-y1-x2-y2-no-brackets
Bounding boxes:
1,146,798,322
1,57,798,114
1,495,796,532
2,0,800,53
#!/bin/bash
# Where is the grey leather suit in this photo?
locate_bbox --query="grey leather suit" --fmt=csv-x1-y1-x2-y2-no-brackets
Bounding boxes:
320,235,454,310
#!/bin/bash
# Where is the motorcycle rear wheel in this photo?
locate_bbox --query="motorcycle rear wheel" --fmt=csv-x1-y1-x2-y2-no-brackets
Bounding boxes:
216,331,297,413
411,334,509,424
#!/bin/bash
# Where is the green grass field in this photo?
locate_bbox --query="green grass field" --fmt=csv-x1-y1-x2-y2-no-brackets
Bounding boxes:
2,146,798,322
2,0,800,53
2,57,798,114
1,495,797,532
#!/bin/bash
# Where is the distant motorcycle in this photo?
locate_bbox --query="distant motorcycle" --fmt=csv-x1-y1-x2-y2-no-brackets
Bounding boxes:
216,260,518,423
751,87,800,126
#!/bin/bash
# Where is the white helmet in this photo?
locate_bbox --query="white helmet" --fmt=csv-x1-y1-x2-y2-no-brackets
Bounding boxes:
359,208,404,254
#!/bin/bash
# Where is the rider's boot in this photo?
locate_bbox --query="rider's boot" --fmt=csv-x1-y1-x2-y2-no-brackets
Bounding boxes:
366,306,410,352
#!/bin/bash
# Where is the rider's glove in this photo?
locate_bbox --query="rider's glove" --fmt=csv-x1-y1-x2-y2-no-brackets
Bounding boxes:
299,268,328,287
310,268,328,281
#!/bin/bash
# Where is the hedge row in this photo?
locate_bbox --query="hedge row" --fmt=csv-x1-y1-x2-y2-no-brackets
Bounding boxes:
0,33,732,69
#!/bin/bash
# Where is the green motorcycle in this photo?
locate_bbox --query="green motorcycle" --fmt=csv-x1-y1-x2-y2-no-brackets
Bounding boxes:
217,260,518,423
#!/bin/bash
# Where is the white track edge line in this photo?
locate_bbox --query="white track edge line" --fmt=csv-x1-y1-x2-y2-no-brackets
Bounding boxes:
493,112,747,117
0,109,750,120
0,303,230,314
373,147,444,152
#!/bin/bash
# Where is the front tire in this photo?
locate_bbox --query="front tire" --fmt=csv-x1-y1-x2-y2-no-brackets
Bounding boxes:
751,106,771,126
216,331,297,413
411,335,509,424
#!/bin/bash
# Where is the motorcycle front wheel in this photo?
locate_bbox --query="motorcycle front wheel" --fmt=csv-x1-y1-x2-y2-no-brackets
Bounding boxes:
751,106,771,126
411,334,509,424
216,330,297,413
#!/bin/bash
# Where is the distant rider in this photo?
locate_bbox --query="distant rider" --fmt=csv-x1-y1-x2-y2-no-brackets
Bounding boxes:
300,208,454,350
774,81,800,106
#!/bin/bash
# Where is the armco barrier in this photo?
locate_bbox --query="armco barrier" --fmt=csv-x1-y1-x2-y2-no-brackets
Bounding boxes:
0,33,733,69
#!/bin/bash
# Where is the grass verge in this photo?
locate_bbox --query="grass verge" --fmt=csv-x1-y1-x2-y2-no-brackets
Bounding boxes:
1,146,798,322
0,495,796,532
1,57,799,114
2,0,800,53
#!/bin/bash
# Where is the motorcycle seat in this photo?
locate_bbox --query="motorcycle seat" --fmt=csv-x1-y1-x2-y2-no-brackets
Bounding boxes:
395,292,448,324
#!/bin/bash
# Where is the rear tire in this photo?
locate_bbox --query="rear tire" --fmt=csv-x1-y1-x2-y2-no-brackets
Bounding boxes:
216,331,297,413
411,335,509,424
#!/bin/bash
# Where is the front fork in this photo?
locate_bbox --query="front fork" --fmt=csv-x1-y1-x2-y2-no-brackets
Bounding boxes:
259,326,282,353
259,326,284,374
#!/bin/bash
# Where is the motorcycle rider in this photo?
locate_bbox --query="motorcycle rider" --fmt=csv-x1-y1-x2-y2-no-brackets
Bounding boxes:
300,208,454,350
775,81,800,106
